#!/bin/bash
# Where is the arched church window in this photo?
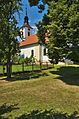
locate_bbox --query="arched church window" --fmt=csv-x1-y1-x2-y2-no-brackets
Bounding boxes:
31,50,34,57
43,48,46,56
28,32,30,36
21,31,23,38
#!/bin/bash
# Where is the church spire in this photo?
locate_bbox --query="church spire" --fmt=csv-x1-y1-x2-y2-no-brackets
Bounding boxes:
26,8,27,16
24,8,29,25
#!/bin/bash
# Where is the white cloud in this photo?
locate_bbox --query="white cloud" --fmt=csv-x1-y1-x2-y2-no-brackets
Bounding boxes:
32,26,38,34
29,20,31,23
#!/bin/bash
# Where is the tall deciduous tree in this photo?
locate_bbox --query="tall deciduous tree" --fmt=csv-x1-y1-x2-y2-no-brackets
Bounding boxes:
0,0,23,78
28,0,79,64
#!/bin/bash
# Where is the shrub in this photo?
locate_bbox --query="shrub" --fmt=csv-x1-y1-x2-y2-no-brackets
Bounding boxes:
24,57,32,64
19,59,25,64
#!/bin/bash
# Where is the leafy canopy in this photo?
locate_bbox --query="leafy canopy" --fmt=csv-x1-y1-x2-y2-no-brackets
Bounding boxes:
0,0,23,63
28,0,79,63
0,0,23,78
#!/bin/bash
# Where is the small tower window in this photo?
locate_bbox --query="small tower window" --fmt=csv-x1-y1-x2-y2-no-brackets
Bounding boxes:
31,50,34,57
28,32,30,36
43,48,46,56
21,31,23,38
28,28,30,31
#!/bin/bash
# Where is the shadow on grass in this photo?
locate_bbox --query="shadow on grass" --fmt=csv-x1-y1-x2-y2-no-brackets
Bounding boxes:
0,71,49,82
0,104,78,119
50,66,79,86
0,103,19,119
15,109,79,119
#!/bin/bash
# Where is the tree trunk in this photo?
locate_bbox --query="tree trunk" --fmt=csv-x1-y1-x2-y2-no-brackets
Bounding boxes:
7,51,11,79
6,19,12,79
7,60,11,79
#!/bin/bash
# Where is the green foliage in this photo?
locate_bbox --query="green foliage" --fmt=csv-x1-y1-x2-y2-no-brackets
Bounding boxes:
48,0,79,63
12,54,20,63
0,0,23,77
19,56,36,64
0,0,23,60
28,0,52,12
33,0,79,63
19,59,25,64
24,57,32,64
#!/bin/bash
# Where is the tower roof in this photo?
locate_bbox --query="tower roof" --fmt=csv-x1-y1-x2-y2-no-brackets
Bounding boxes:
24,8,29,24
20,24,33,29
21,8,33,29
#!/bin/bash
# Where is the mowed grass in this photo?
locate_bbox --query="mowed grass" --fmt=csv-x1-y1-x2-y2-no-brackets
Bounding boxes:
0,65,79,119
0,64,50,74
0,64,38,73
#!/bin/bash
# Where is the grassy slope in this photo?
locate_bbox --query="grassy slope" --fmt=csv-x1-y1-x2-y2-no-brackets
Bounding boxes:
0,65,79,118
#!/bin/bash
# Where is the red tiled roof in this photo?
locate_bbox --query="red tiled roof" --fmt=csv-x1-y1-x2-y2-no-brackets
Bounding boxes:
19,34,49,47
19,34,39,47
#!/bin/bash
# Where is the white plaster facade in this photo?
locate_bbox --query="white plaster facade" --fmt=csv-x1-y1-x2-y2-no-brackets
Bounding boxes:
20,45,36,59
40,45,49,61
20,44,49,62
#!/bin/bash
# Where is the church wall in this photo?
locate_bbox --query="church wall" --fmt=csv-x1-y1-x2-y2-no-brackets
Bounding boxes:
20,44,49,62
35,44,40,61
24,27,32,38
20,44,37,59
30,29,33,35
41,45,49,62
20,27,33,41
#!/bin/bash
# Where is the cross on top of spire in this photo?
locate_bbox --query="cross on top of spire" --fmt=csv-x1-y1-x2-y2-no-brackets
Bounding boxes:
26,8,27,16
24,8,29,25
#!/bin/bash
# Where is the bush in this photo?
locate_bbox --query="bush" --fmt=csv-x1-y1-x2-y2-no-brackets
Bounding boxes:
24,57,32,64
12,55,20,63
19,59,25,64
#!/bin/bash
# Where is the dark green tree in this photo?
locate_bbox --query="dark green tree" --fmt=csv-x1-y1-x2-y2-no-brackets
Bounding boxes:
0,0,23,78
28,0,79,64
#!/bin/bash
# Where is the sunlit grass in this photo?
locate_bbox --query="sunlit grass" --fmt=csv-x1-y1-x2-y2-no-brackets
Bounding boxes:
0,64,53,74
0,65,79,118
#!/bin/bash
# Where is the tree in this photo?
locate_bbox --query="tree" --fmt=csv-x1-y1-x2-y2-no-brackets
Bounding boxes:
28,0,79,64
0,0,23,78
28,0,53,13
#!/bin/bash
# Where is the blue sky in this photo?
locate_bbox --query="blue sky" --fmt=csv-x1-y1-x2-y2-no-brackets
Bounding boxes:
15,0,48,34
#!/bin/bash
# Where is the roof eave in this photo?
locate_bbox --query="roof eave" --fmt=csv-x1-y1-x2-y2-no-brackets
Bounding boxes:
20,25,33,29
19,42,39,48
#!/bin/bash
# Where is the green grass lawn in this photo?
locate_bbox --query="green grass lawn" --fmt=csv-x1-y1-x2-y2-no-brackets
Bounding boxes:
0,65,79,119
0,64,52,74
0,65,7,74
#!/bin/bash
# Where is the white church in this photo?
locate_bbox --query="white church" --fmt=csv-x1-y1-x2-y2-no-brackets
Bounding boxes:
19,9,49,62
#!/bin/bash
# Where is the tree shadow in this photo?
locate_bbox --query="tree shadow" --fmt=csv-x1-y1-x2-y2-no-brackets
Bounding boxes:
0,103,19,119
0,71,49,82
15,109,79,119
50,66,79,86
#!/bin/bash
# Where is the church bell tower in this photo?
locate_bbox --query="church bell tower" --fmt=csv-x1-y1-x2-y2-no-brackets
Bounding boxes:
20,8,33,41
